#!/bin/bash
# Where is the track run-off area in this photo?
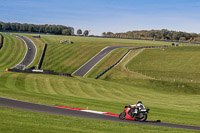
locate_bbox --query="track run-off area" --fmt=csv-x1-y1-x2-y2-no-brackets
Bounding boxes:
0,97,199,130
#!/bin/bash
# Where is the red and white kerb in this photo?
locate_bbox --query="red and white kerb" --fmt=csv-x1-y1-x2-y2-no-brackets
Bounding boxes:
56,106,119,117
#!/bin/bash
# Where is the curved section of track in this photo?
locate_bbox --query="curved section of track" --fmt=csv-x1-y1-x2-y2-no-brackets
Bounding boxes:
72,46,135,77
12,34,37,68
0,97,199,130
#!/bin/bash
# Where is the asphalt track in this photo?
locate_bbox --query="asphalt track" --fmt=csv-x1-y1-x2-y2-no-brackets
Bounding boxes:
12,34,37,69
0,97,199,130
72,46,135,77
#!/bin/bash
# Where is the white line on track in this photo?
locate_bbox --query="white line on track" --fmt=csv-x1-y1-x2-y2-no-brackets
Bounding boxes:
72,46,108,76
23,36,37,68
11,35,37,69
82,48,115,77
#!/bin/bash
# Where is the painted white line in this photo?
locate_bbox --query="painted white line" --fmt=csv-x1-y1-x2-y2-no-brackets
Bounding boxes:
11,35,37,69
23,36,37,68
82,49,117,77
72,46,108,75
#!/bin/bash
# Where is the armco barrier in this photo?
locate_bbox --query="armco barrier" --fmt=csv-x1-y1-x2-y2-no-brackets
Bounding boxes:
0,34,4,49
8,68,72,77
95,45,171,79
38,43,47,69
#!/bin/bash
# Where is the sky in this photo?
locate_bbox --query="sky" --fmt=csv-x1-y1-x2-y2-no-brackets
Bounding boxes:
0,0,200,35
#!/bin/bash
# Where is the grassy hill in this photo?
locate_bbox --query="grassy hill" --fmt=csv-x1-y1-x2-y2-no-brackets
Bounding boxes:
0,33,26,70
127,46,200,82
20,34,171,73
0,107,198,133
97,46,200,93
0,71,199,127
0,34,199,132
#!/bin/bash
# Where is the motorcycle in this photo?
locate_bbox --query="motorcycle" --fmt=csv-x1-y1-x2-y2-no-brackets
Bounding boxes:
119,105,149,122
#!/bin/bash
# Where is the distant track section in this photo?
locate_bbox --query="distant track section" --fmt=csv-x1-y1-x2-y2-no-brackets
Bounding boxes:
12,34,37,69
0,97,199,130
72,46,135,77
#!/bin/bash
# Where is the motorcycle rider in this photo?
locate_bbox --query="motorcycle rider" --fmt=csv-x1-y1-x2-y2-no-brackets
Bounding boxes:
129,101,145,117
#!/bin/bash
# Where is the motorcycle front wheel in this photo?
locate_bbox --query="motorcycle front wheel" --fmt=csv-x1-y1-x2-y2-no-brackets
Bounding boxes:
119,111,126,120
136,112,147,122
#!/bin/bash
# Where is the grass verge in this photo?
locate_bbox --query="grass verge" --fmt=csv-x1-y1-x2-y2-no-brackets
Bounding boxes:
0,71,199,126
0,107,199,133
0,33,26,70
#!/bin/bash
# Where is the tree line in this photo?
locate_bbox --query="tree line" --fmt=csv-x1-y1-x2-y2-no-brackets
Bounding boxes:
102,29,200,42
0,22,74,35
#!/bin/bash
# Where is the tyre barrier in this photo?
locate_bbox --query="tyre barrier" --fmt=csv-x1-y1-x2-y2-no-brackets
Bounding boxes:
0,34,4,49
37,43,47,69
95,45,171,79
8,68,72,77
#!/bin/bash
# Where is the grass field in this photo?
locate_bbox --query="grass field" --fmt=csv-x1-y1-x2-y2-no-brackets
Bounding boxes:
127,46,200,83
0,107,198,133
96,46,200,93
0,33,26,70
0,71,199,127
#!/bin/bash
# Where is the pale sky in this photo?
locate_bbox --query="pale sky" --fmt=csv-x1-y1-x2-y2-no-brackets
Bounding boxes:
0,0,200,35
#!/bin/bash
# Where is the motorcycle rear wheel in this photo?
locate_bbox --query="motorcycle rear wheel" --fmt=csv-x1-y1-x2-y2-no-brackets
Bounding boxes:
119,111,126,120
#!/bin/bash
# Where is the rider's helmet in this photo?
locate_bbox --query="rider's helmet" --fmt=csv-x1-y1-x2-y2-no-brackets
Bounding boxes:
137,101,143,104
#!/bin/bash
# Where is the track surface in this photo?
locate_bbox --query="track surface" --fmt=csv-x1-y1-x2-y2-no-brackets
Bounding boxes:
0,97,199,130
12,34,36,69
72,46,135,77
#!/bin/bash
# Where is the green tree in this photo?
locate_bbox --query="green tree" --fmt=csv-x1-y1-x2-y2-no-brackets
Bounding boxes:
107,32,113,37
77,29,82,36
0,23,2,31
102,32,106,36
83,30,89,36
62,29,71,35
